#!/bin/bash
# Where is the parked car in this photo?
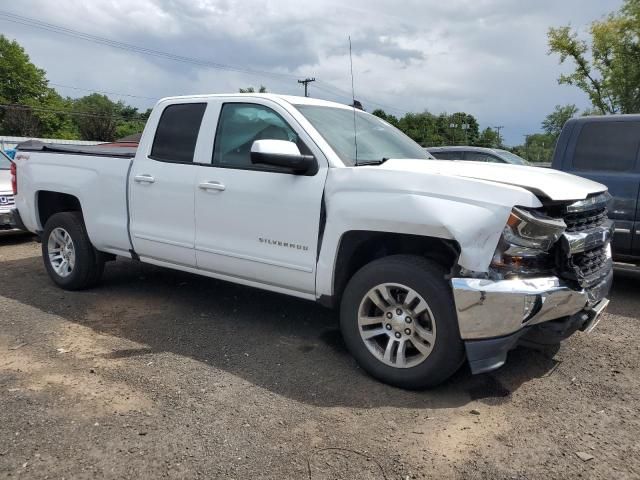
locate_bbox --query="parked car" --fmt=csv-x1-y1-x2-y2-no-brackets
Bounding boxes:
428,146,529,165
12,94,613,388
0,150,18,231
552,115,640,265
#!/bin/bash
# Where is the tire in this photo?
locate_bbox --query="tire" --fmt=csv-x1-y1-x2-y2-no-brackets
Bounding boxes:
340,254,465,389
41,211,105,290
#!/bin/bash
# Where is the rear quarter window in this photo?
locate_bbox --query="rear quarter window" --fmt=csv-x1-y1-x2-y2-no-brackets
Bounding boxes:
150,103,207,163
572,121,640,172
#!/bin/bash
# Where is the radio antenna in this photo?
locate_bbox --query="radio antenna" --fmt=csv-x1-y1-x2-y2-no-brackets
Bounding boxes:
349,36,358,165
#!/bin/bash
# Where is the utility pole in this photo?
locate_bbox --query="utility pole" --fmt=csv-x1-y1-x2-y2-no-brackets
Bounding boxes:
297,77,316,97
493,125,504,146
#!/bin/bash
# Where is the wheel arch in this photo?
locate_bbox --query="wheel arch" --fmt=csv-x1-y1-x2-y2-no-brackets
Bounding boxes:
320,230,460,308
37,191,83,230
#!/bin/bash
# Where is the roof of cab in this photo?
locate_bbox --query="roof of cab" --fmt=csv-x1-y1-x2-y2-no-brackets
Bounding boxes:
156,93,354,110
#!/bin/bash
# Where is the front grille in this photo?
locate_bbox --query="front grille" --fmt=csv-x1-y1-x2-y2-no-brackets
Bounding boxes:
544,193,612,288
563,206,607,232
560,244,611,287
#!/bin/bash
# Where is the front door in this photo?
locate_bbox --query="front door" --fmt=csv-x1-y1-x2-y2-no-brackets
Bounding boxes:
129,102,207,267
194,100,328,295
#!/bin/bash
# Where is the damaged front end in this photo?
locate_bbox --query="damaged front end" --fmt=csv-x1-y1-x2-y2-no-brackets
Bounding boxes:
450,192,613,374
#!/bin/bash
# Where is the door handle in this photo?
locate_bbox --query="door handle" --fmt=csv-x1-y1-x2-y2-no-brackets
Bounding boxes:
134,174,155,184
199,181,226,191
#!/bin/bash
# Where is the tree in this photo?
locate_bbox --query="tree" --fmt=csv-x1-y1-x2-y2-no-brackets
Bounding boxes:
0,35,48,105
513,133,556,164
397,111,441,146
548,0,640,114
0,34,51,135
371,109,399,127
72,94,119,141
445,112,479,145
476,127,500,148
542,104,578,138
239,86,267,93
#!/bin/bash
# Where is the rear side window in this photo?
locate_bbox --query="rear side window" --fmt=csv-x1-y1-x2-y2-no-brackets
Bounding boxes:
150,103,207,163
573,122,640,172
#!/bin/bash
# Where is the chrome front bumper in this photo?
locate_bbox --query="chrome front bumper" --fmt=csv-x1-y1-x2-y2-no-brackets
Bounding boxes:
451,272,612,340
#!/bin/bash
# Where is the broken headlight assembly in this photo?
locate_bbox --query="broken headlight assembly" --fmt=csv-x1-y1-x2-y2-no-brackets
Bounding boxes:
491,207,566,276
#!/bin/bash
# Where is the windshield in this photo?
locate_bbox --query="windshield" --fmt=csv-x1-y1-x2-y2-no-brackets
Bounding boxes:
295,105,430,165
495,149,528,165
0,151,12,170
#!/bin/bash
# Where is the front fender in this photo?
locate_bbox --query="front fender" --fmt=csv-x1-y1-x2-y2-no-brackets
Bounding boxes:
315,167,541,298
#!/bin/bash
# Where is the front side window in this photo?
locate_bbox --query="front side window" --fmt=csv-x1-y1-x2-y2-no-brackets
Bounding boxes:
213,103,303,170
150,103,207,163
573,122,640,172
295,105,429,165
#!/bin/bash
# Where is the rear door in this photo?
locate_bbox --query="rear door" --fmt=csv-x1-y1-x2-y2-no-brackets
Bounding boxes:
129,102,207,267
564,120,640,257
193,98,328,296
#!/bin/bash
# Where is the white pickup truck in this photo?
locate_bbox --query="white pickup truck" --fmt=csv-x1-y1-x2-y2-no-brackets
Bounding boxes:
11,94,613,388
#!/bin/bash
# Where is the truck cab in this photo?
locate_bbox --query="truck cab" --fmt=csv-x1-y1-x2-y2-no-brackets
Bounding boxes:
552,115,640,264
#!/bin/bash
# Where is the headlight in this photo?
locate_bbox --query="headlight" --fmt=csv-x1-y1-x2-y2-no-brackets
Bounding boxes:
502,207,566,251
490,207,566,277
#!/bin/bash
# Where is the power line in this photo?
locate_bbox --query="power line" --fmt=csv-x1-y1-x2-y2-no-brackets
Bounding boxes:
49,83,158,101
0,103,148,121
0,9,408,116
0,10,299,82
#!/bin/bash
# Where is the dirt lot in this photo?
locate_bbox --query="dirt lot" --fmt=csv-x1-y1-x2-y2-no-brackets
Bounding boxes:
1,234,639,479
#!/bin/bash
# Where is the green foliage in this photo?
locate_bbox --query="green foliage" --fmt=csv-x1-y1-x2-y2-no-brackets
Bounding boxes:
71,93,119,141
542,104,578,138
239,86,268,93
71,94,147,141
373,109,483,147
516,133,556,163
476,127,500,148
371,109,399,127
0,35,48,105
548,0,640,114
0,36,148,140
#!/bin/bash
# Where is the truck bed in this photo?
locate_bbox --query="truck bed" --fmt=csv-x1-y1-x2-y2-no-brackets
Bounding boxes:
15,146,134,257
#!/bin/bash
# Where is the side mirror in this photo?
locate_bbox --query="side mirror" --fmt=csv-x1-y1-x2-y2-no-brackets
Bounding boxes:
250,140,317,175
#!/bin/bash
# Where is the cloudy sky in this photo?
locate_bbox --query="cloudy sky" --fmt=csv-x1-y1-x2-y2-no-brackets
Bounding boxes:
0,0,623,144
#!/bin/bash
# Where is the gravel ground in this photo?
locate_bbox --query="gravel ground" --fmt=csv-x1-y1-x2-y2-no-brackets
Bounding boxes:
1,234,639,479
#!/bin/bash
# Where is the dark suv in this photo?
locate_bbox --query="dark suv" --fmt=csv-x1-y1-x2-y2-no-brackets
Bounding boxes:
552,115,640,264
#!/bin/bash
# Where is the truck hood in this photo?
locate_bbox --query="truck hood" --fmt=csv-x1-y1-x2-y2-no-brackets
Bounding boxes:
380,159,606,201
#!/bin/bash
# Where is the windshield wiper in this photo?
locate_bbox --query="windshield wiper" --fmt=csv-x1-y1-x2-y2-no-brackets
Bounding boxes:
354,157,390,166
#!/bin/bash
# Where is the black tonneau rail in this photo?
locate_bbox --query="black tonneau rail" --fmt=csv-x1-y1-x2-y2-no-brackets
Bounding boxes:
17,143,136,158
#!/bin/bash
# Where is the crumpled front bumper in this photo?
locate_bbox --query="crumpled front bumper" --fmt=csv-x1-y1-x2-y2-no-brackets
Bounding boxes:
451,270,612,374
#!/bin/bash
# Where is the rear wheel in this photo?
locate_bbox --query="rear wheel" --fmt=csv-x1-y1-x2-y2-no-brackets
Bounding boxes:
42,212,104,290
340,255,465,389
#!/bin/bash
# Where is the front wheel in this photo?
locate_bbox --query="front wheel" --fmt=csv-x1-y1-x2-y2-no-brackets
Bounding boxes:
340,255,465,389
42,212,104,290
